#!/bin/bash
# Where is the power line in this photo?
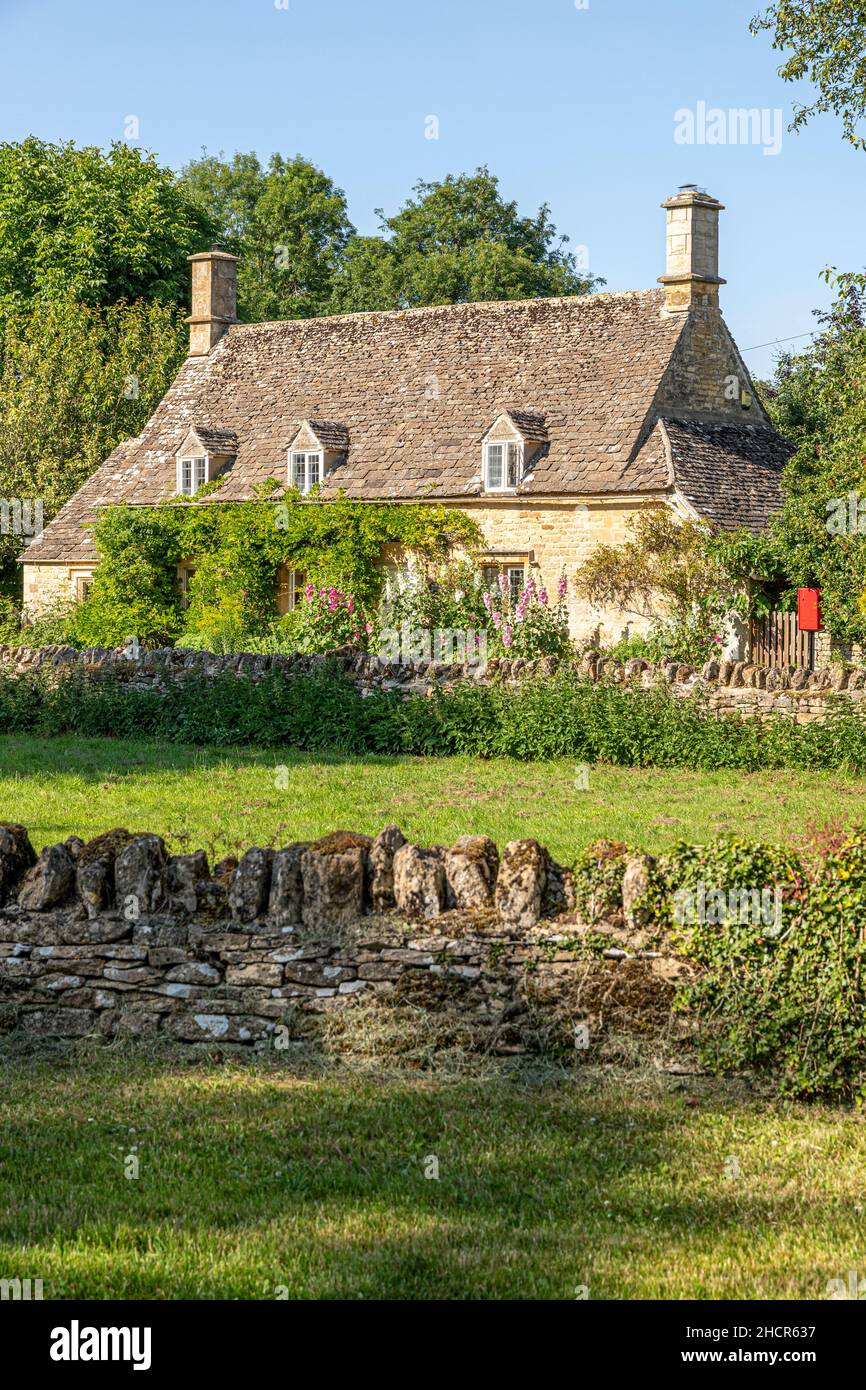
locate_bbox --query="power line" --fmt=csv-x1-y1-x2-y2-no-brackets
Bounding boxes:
741,331,818,353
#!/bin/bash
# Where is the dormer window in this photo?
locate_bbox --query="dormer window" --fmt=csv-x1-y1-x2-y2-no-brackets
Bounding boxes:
177,455,208,496
291,451,322,495
286,420,348,494
481,410,547,493
484,441,522,492
175,425,237,498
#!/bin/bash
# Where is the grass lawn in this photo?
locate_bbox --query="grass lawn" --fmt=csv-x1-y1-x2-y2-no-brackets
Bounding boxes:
0,1048,862,1300
0,734,863,861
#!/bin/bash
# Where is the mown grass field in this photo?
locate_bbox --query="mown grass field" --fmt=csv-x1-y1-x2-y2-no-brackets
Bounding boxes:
0,734,863,860
3,735,863,1302
0,1048,862,1300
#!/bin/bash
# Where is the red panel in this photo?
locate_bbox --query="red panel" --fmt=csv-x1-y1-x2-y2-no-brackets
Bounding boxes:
797,588,822,632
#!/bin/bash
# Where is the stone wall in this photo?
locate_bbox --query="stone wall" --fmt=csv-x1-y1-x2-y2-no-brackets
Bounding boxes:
0,822,683,1056
0,641,863,725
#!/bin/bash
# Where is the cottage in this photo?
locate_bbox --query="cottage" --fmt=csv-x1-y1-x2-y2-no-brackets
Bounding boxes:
21,186,790,641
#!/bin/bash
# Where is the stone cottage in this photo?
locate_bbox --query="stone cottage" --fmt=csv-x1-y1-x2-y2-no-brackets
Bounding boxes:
21,186,790,640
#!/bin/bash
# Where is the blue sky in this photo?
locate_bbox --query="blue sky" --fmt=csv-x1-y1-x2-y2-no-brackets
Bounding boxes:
1,0,862,378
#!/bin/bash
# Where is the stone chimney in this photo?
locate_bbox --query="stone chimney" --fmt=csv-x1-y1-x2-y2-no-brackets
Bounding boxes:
658,186,725,313
186,248,238,355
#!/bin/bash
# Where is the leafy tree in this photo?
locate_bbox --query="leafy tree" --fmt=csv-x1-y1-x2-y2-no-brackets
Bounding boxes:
573,509,729,622
751,1,866,148
0,138,216,318
738,273,866,644
328,168,601,312
0,296,186,583
179,151,355,320
573,509,739,664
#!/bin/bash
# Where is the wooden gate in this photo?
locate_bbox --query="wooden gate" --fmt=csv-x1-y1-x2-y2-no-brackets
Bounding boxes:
749,612,815,670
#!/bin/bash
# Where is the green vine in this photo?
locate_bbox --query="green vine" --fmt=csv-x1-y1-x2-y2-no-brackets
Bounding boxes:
67,491,482,647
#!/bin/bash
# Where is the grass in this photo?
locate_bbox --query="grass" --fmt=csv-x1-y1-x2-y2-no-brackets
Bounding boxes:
0,1047,863,1300
0,733,863,861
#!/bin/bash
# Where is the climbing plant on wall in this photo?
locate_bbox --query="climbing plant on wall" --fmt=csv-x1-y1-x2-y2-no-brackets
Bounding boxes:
67,491,482,648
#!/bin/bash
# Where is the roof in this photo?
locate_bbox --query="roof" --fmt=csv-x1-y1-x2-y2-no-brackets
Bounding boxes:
303,419,350,452
186,425,238,454
23,288,790,564
501,408,549,443
661,419,790,533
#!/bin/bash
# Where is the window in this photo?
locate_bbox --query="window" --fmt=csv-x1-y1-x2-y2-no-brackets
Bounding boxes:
74,574,94,602
277,566,306,615
481,560,528,603
179,563,197,609
291,451,322,495
484,441,522,491
177,455,208,497
384,561,413,598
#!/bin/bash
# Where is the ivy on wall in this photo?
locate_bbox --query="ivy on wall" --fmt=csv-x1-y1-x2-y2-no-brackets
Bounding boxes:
68,492,483,647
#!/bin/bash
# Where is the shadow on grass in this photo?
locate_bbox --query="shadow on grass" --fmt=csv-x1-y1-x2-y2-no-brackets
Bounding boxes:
0,1049,852,1298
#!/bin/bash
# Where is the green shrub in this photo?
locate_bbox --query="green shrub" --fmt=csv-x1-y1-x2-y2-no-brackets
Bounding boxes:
7,666,866,774
566,826,866,1101
670,831,866,1101
571,840,628,923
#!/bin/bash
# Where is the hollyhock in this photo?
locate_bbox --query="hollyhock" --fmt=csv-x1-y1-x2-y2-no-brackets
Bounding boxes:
557,574,568,601
539,587,549,607
482,591,493,613
498,573,509,596
502,623,513,649
492,611,502,628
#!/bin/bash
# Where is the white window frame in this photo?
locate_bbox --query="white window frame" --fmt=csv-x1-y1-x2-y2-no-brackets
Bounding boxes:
482,560,528,603
177,454,209,497
279,567,306,612
290,450,322,495
483,440,523,492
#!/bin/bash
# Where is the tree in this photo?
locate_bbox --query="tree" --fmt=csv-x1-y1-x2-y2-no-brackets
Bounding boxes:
751,1,866,148
180,151,355,320
0,138,216,318
744,274,866,644
328,168,601,312
573,509,728,622
0,296,186,586
572,509,738,663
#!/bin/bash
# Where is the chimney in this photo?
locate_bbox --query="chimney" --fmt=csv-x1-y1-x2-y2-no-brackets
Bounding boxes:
658,186,725,313
186,248,238,355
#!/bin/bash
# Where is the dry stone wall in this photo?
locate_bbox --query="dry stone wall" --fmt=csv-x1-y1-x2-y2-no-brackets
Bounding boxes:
0,822,684,1055
0,642,862,724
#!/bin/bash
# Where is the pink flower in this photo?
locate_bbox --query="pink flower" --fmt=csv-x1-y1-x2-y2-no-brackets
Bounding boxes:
347,595,355,613
502,624,513,649
492,611,502,628
305,582,315,601
482,591,493,613
498,573,509,597
365,622,373,634
539,587,549,607
557,574,568,600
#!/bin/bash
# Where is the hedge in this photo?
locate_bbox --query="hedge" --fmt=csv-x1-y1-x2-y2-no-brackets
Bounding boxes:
573,833,866,1102
4,664,866,771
